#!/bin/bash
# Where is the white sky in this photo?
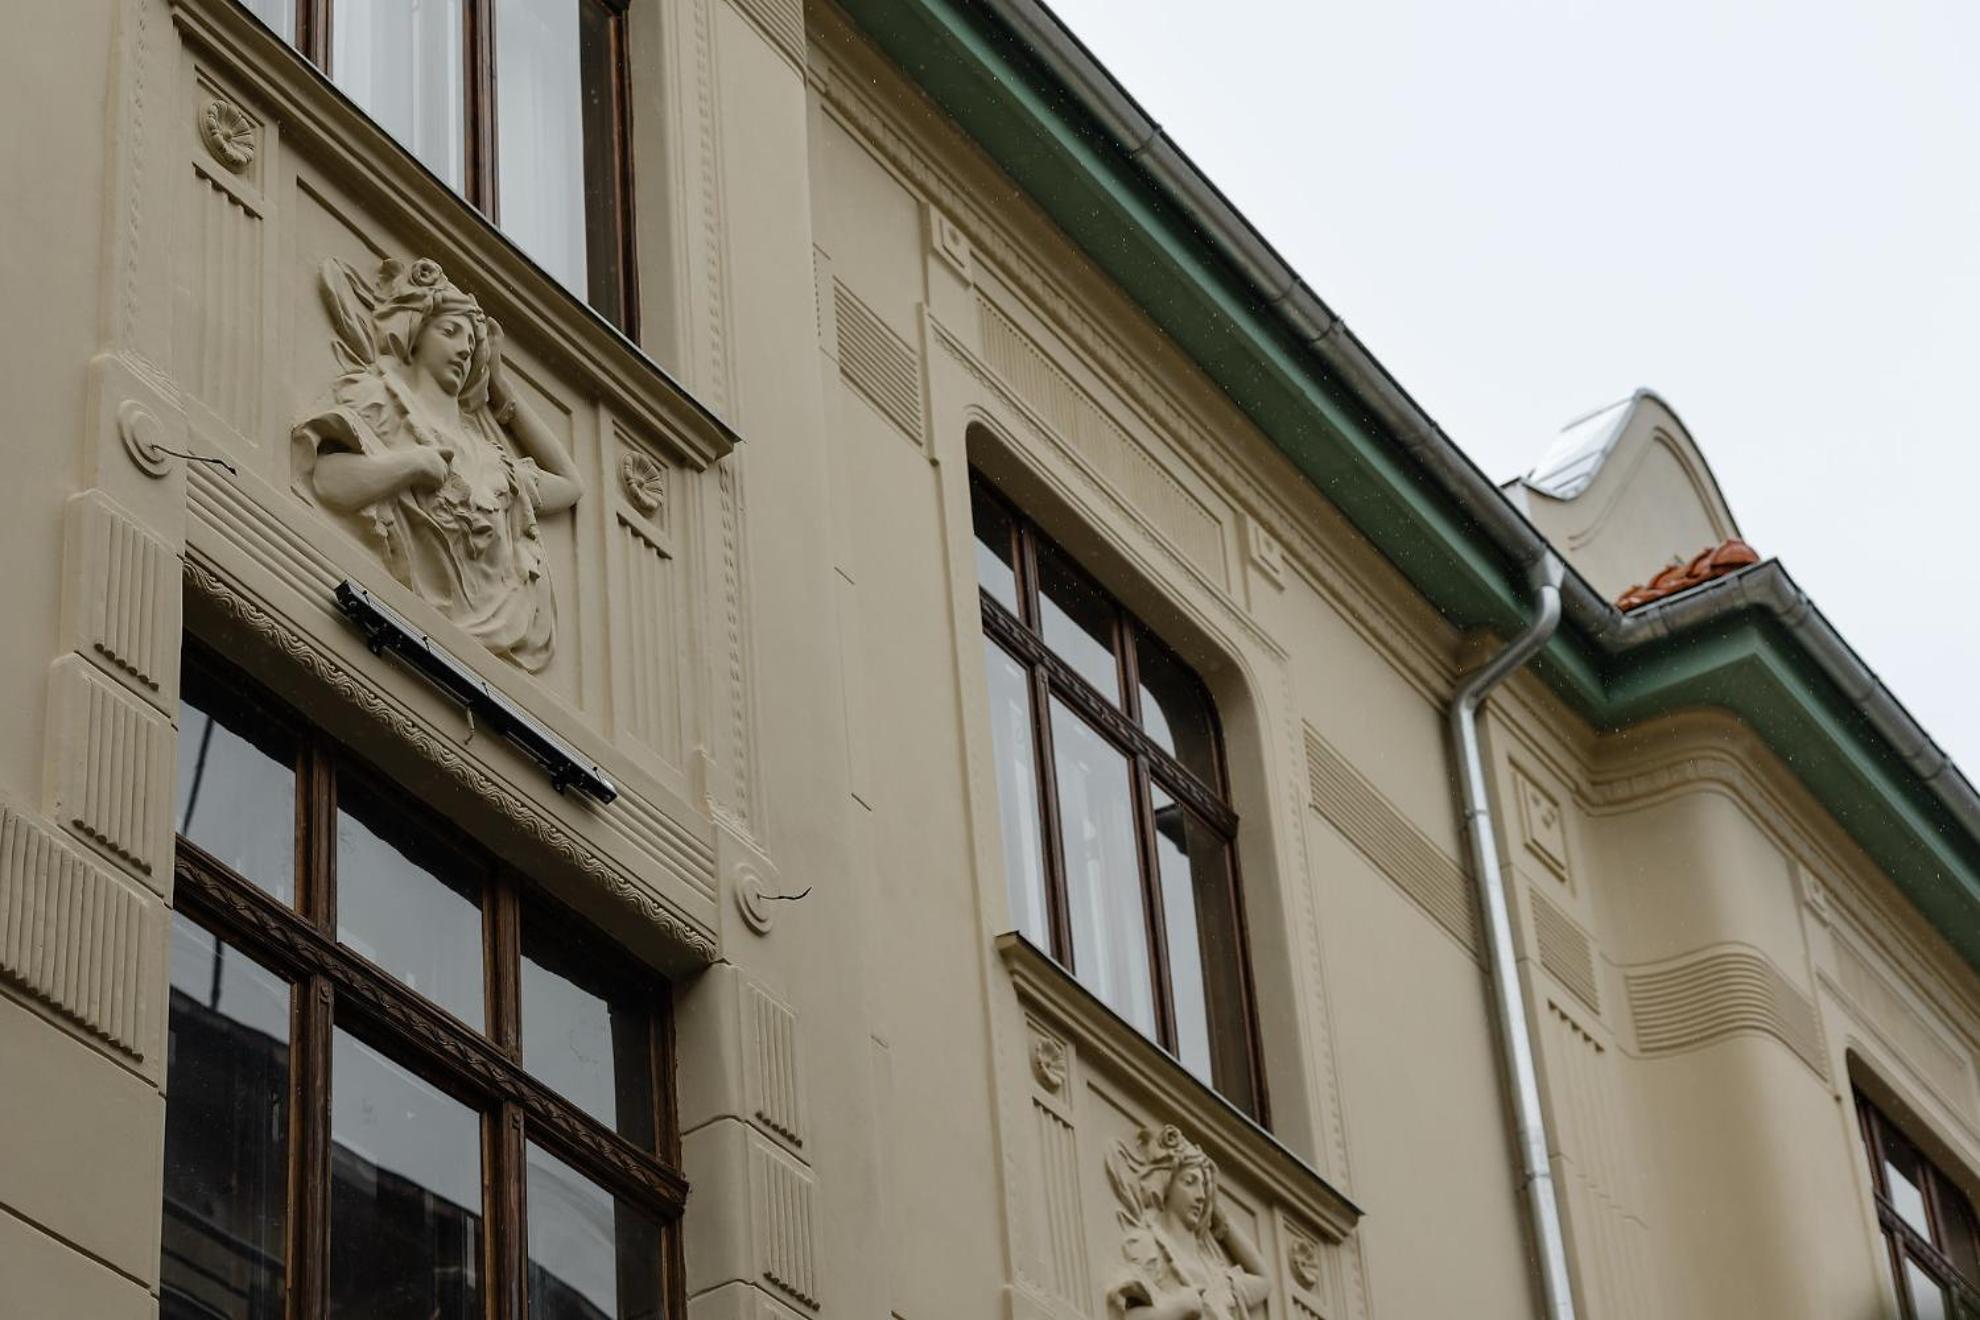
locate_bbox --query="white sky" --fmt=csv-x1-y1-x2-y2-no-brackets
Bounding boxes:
1044,0,1980,776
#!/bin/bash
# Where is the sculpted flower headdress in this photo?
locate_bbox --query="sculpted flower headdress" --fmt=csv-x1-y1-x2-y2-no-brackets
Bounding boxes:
318,256,499,412
1106,1122,1220,1223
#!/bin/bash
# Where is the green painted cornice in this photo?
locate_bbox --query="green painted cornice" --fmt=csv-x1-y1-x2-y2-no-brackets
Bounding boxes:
836,0,1980,970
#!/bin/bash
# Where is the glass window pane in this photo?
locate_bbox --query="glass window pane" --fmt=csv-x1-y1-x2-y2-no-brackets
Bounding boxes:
497,0,588,294
336,780,486,1029
526,1143,664,1320
1887,1130,1935,1238
161,914,290,1320
234,0,295,41
1049,699,1154,1036
972,489,1020,615
1941,1176,1980,1284
1135,631,1220,785
1150,789,1255,1114
330,1029,484,1319
983,640,1049,946
522,913,656,1151
1037,542,1121,703
1907,1256,1950,1320
331,0,467,190
177,690,297,906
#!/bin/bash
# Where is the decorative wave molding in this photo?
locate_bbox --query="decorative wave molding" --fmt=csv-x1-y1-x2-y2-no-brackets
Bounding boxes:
1304,725,1478,956
1625,945,1826,1078
0,801,148,1058
1532,888,1599,1013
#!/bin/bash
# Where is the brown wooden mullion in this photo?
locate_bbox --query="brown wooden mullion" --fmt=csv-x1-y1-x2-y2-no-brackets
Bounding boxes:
1029,663,1074,969
980,600,1236,835
1220,834,1270,1126
607,5,640,337
489,874,522,1059
1129,752,1176,1053
465,0,499,217
291,974,334,1320
297,0,329,68
489,1102,527,1320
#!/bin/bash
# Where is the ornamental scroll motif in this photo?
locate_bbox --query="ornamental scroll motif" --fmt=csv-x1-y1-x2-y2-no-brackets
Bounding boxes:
293,257,584,671
1105,1124,1270,1320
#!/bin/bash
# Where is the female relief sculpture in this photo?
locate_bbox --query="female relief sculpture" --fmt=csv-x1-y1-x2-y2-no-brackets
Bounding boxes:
1106,1124,1270,1320
295,257,582,672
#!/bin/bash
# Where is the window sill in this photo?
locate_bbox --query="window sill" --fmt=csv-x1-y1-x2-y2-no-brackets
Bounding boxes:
172,0,738,469
996,931,1360,1244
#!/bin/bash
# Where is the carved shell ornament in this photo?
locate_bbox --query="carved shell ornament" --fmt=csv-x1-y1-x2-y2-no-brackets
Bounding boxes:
1030,1037,1068,1091
620,450,666,516
1287,1235,1322,1290
199,97,256,172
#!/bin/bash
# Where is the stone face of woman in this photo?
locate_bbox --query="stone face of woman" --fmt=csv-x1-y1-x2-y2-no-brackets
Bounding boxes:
411,311,477,397
1164,1162,1210,1231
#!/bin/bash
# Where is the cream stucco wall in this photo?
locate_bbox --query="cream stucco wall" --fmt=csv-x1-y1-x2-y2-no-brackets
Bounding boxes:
0,5,1975,1320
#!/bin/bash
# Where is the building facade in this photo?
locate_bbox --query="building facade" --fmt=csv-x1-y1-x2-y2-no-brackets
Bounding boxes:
3,3,1979,1319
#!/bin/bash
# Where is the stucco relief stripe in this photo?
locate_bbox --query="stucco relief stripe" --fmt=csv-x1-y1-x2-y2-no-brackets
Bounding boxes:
70,492,178,701
0,803,148,1057
748,1136,820,1308
977,295,1229,591
1303,725,1479,955
1625,946,1827,1077
833,279,923,441
51,658,172,881
746,981,804,1147
1035,1101,1090,1304
1532,888,1600,1013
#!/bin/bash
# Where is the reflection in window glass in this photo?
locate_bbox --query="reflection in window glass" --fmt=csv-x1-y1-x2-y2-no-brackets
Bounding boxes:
1136,631,1221,786
330,1029,484,1320
522,916,656,1151
337,783,485,1030
178,694,297,906
496,0,587,293
1036,542,1121,703
161,914,290,1320
1050,700,1154,1035
983,640,1049,945
1908,1257,1950,1320
1150,789,1254,1114
331,0,467,189
526,1142,664,1320
972,490,1020,615
1887,1135,1934,1237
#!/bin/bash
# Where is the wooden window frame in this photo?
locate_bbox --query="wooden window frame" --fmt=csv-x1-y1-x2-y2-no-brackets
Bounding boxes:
169,643,684,1319
274,0,638,333
972,474,1268,1121
1858,1089,1980,1319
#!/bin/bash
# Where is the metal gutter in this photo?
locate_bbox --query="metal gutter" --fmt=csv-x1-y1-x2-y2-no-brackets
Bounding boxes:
973,0,1980,882
1451,555,1576,1320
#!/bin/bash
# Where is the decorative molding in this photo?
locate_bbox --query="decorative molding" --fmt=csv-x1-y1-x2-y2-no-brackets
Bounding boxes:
183,556,719,963
1243,514,1285,594
1304,725,1478,957
198,96,256,171
618,515,682,760
47,657,172,883
1000,934,1360,1243
1835,937,1977,1120
63,491,180,705
117,399,173,477
1104,1124,1271,1320
727,0,805,72
834,279,923,443
1036,1101,1090,1305
735,864,775,934
0,802,150,1059
927,204,972,282
715,459,762,837
977,296,1228,591
1531,888,1599,1015
748,1136,820,1309
1287,1232,1323,1290
1030,1036,1068,1093
690,0,735,418
1513,764,1570,882
745,980,804,1148
1625,944,1826,1078
620,450,668,517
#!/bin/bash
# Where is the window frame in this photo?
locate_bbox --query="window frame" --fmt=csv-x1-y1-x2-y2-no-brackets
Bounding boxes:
257,0,639,333
1858,1088,1980,1319
168,643,684,1320
972,473,1268,1120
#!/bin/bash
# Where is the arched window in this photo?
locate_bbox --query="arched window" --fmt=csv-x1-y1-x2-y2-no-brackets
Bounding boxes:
971,473,1265,1119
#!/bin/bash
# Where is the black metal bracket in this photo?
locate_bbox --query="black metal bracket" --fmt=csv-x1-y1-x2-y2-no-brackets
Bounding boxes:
334,580,618,805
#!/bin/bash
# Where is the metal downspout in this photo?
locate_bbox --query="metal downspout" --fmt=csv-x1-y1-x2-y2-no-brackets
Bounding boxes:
1450,553,1576,1320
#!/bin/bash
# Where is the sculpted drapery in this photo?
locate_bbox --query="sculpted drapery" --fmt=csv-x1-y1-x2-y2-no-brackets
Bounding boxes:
294,256,583,672
1106,1124,1270,1320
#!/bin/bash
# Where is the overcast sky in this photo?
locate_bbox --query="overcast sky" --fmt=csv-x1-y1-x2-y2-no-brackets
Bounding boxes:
1044,0,1980,776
